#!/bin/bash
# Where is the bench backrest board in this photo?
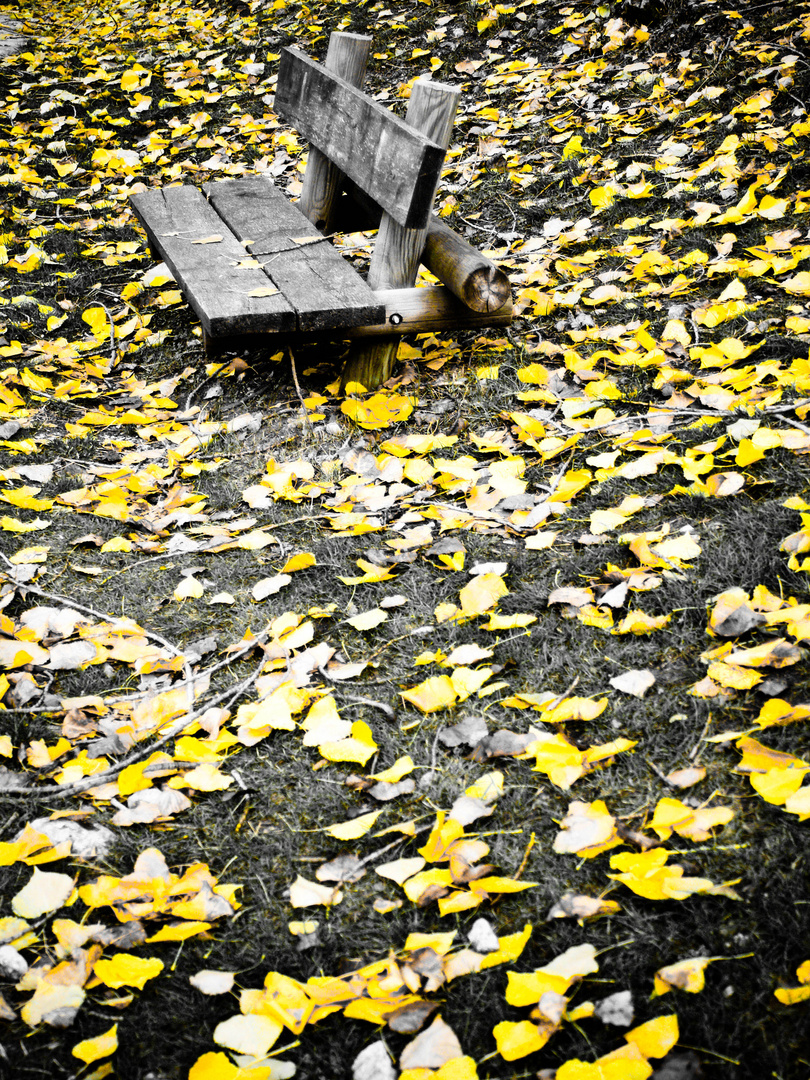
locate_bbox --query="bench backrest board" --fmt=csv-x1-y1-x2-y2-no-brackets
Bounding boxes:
274,47,447,231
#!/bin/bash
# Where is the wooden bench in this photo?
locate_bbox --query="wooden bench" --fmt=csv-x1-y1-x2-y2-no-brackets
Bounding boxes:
129,32,512,391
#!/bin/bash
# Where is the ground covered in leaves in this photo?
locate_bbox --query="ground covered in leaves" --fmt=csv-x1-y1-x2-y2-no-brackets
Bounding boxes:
1,0,810,1077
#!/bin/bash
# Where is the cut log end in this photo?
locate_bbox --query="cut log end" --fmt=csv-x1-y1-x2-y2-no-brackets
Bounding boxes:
464,264,512,314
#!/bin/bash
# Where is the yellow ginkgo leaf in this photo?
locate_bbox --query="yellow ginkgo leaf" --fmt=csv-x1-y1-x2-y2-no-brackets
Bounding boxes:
341,392,414,430
72,1024,119,1064
324,810,382,840
146,921,212,943
612,610,672,635
557,1045,652,1080
553,799,622,857
93,954,164,989
493,1019,547,1061
370,756,414,783
705,472,745,498
21,982,85,1028
281,552,316,573
169,763,234,792
318,720,378,765
589,185,617,211
376,857,427,884
562,134,584,159
173,575,204,601
479,924,533,970
784,785,810,821
624,1013,679,1058
338,559,396,585
750,767,806,805
252,574,292,601
247,286,280,297
82,306,108,337
783,271,810,297
189,1051,265,1080
653,956,714,996
469,876,537,897
458,573,508,618
401,675,458,714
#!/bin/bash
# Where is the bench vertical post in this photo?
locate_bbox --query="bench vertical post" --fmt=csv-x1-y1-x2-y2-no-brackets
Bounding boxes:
341,78,460,392
298,32,372,233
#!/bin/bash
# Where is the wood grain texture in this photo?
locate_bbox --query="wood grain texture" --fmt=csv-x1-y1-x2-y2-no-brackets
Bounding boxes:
339,286,513,337
298,32,372,233
342,79,460,391
422,217,511,313
366,80,459,292
129,185,296,336
204,177,384,331
275,48,446,229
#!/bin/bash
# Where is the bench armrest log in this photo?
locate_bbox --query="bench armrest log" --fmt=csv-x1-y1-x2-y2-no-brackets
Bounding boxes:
333,187,511,316
423,218,510,314
298,33,372,234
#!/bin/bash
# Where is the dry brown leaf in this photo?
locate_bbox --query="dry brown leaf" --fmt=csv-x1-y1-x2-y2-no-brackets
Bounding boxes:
387,1000,440,1033
547,893,622,921
665,766,706,789
315,855,366,884
399,1014,463,1070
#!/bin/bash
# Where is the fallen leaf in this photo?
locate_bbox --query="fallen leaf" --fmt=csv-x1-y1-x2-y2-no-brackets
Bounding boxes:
71,1024,118,1064
93,954,164,989
324,810,382,841
12,867,74,918
288,875,342,908
190,970,236,995
400,1014,463,1070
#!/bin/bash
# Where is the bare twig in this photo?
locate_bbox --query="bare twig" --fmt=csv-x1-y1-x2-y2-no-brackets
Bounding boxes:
288,345,313,438
689,713,713,762
0,558,195,712
337,694,396,719
780,415,810,439
0,655,267,802
355,821,432,869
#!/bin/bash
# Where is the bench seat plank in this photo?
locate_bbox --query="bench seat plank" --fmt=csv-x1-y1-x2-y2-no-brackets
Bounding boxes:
203,178,385,332
130,185,297,336
275,47,446,231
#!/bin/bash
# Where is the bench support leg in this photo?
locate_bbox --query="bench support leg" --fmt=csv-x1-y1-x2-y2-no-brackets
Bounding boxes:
341,78,460,392
298,33,372,233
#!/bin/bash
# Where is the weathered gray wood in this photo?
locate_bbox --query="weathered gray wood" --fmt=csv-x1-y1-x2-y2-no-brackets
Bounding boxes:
275,48,447,230
201,287,512,352
340,286,513,337
129,186,296,336
298,33,372,233
342,79,460,391
204,177,384,331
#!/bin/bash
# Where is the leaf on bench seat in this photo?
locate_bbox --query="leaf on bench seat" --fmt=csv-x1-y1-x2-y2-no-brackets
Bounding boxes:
247,286,280,298
190,234,224,244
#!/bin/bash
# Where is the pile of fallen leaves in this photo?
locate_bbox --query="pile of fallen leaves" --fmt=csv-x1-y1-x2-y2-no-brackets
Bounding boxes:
1,0,810,1077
